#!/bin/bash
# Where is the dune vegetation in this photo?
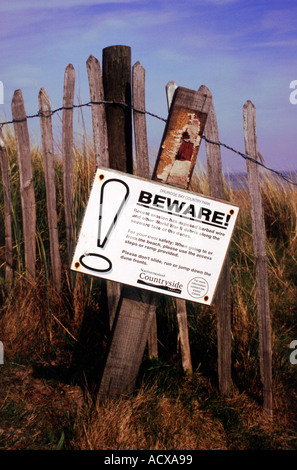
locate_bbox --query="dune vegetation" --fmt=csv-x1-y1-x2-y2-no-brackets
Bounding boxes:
0,125,297,450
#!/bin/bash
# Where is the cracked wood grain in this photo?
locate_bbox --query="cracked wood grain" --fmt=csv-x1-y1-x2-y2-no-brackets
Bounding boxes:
11,89,36,280
243,100,273,418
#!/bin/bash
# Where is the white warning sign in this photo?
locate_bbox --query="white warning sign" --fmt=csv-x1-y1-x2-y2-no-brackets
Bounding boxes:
71,168,239,305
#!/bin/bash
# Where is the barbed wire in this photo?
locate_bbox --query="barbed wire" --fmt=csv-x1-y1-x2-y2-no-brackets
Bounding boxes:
0,100,167,125
202,135,297,187
1,99,297,187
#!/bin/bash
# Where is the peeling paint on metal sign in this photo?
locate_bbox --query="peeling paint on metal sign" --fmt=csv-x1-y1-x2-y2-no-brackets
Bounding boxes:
156,109,203,188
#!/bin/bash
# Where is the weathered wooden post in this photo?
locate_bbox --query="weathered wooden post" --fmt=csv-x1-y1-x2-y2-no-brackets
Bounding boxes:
243,100,273,418
200,85,232,393
102,45,133,174
101,46,133,328
165,81,192,374
133,61,150,179
97,86,211,400
86,54,109,169
133,61,158,359
11,89,36,281
62,64,76,263
0,127,13,287
86,53,120,330
39,88,62,293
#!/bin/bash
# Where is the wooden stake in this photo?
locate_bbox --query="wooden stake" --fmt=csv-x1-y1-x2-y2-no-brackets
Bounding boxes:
62,64,75,263
200,85,232,393
98,287,158,399
176,298,193,374
11,89,36,281
243,100,273,418
166,81,192,375
86,54,109,169
0,128,13,287
133,61,158,359
39,87,62,293
101,46,133,329
86,53,120,329
102,45,133,174
133,61,150,178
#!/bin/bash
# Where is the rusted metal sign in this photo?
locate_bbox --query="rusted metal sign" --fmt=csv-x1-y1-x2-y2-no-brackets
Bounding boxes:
152,86,208,189
71,167,239,305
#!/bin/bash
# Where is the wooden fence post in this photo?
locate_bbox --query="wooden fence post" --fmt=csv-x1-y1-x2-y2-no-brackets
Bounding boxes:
86,53,121,329
101,46,133,328
86,54,109,169
11,89,36,281
62,64,76,263
97,86,210,401
0,127,13,287
102,45,133,174
243,100,273,418
176,298,193,374
132,61,150,179
165,80,192,374
38,87,62,293
133,61,158,359
200,85,232,393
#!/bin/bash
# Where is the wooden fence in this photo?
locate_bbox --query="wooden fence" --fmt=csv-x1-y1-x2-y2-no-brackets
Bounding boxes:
0,45,273,418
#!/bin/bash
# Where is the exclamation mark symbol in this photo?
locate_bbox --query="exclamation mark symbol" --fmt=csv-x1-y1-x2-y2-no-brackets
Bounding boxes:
98,177,130,247
225,209,234,227
78,176,129,273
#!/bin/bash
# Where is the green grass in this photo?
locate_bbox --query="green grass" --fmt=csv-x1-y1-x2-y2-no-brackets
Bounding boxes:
0,126,297,449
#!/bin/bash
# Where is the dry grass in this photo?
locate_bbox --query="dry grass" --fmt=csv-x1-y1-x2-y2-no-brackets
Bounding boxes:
74,385,228,450
1,361,296,450
0,363,84,450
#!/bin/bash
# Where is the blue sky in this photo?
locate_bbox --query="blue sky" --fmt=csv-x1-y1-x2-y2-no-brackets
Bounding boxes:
1,0,297,174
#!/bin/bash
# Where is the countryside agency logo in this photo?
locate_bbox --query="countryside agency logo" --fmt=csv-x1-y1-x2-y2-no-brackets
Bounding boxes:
0,81,3,105
289,80,297,104
137,270,183,294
